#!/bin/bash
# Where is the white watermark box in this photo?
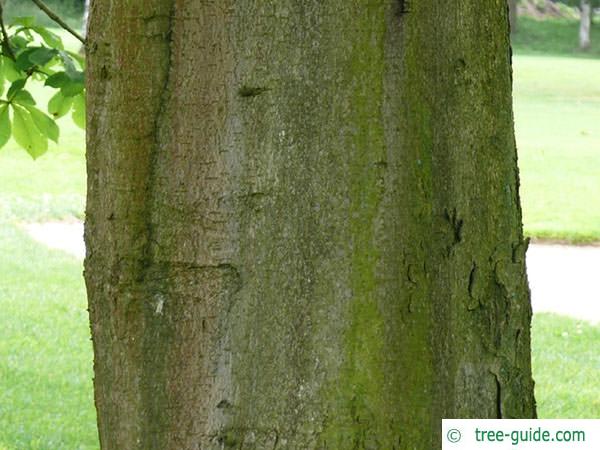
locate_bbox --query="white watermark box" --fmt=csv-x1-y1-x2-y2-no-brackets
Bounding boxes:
442,419,600,449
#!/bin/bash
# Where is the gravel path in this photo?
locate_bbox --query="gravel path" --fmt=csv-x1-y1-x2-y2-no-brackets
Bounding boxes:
527,243,600,324
22,222,600,324
23,221,85,260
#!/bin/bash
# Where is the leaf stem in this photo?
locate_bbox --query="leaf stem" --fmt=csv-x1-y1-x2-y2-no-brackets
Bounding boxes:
0,4,16,60
30,0,86,45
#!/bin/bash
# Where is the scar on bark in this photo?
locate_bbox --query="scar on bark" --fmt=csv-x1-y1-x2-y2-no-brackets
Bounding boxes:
407,264,418,285
238,85,271,97
396,0,410,16
467,262,481,311
444,207,463,248
492,371,503,418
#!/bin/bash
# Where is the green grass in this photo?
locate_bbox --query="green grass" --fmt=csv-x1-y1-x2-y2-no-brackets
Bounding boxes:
512,18,600,242
532,314,600,418
0,225,97,449
514,54,600,243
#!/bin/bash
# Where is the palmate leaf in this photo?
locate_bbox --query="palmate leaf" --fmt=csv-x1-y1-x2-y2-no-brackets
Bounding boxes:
0,103,11,149
11,104,48,159
24,104,59,143
0,16,83,158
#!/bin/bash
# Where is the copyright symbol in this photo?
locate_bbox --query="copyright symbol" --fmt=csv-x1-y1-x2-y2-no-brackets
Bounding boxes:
447,428,462,443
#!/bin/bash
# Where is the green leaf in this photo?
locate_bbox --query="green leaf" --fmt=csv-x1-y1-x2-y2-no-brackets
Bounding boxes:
7,79,26,99
48,90,73,118
72,93,85,129
22,29,34,40
30,27,64,50
28,47,57,66
11,104,48,159
45,71,71,89
61,80,84,97
58,50,78,79
13,89,36,106
1,56,23,82
0,103,11,149
15,47,55,72
50,63,85,97
15,48,37,71
12,16,36,28
66,50,85,69
10,35,29,51
24,104,59,143
0,57,5,96
14,27,34,41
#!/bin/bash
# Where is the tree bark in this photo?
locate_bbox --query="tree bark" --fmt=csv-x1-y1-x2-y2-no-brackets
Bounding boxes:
85,1,536,448
580,0,592,50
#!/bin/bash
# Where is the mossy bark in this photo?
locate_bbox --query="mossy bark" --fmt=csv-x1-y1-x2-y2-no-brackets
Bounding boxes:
85,1,535,449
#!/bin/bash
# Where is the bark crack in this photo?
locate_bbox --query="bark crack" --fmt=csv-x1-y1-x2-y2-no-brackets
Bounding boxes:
443,207,463,254
492,371,503,418
467,262,480,311
238,85,271,97
139,1,176,278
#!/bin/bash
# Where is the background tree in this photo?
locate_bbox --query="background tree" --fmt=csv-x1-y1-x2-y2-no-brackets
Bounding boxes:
550,0,599,49
85,1,536,448
510,0,519,33
580,0,593,49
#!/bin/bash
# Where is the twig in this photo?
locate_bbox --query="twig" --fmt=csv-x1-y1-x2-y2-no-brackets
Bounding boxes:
0,4,15,60
30,0,86,45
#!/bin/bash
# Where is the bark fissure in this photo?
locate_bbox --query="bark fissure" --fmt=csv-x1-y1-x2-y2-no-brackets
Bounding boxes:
493,371,504,419
141,1,175,276
138,4,177,448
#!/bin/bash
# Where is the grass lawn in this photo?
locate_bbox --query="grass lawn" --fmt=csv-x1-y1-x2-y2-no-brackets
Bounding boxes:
0,225,97,450
0,16,599,450
512,17,600,242
514,54,600,242
532,314,600,418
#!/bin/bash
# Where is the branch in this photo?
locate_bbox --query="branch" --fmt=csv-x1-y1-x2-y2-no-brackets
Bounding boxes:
30,0,86,45
0,4,15,60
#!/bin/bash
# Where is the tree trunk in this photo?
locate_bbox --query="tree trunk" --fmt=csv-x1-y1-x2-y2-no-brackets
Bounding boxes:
581,0,592,50
509,0,518,33
85,1,535,448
